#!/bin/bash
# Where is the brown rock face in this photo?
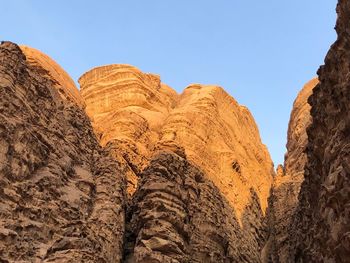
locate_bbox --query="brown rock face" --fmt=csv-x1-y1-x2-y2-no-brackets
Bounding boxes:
79,66,274,222
20,45,84,107
0,42,125,262
125,151,265,262
288,0,350,261
265,79,318,262
2,1,348,260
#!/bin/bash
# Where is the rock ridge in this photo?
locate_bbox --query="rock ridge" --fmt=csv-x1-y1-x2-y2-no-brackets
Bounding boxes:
0,41,125,262
79,64,274,224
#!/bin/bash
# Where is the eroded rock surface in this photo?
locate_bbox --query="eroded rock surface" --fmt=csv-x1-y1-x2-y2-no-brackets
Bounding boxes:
288,1,350,261
0,42,125,262
2,1,348,260
124,151,265,262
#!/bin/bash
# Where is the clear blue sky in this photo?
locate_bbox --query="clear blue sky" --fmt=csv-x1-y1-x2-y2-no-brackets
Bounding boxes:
2,1,337,166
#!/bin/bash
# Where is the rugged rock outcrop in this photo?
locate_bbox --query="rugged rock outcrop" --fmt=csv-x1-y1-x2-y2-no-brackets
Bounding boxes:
1,42,273,262
80,66,274,223
283,78,319,179
265,78,318,262
0,42,125,262
2,0,348,260
124,151,264,262
288,0,350,261
159,84,274,221
79,64,275,261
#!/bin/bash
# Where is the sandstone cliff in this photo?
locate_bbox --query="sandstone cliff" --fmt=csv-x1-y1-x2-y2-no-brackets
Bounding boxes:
265,78,318,262
0,42,274,262
79,64,274,261
0,42,125,262
288,0,350,261
1,0,348,260
79,66,274,222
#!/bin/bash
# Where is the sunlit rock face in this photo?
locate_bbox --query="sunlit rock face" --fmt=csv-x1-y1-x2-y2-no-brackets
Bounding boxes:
79,65,274,221
0,42,125,262
265,78,318,262
79,64,178,194
20,45,84,107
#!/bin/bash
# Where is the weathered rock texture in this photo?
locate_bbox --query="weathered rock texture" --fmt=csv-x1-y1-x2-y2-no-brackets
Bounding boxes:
288,1,350,261
265,78,318,262
0,42,125,262
79,66,274,223
0,42,273,262
283,78,319,180
124,151,265,262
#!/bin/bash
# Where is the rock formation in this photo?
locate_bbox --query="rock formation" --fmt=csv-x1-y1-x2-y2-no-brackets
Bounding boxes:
0,42,125,262
1,0,349,261
79,64,274,261
266,1,350,262
265,78,318,262
288,0,350,261
79,66,274,222
124,151,264,262
158,84,274,221
0,42,274,262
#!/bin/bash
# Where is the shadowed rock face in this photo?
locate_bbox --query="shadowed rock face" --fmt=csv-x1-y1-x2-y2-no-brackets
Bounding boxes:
265,79,318,262
288,0,350,261
266,1,350,262
0,42,125,262
124,151,265,262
